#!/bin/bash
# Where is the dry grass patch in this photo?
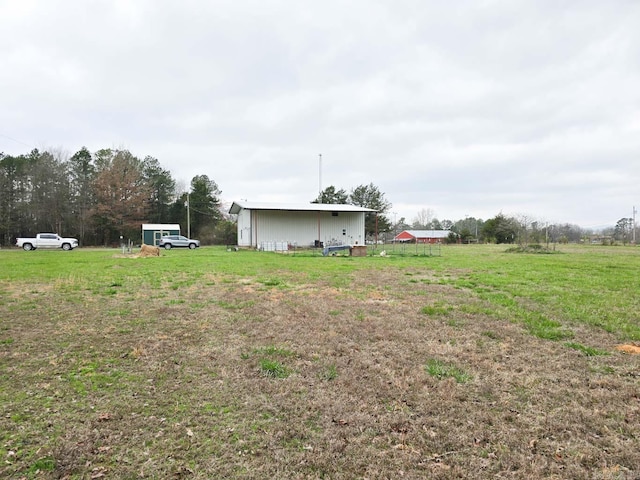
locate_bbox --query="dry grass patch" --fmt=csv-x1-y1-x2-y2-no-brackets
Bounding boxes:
1,264,639,479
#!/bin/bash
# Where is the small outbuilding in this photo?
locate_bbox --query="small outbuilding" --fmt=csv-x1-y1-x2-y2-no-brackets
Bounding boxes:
142,224,180,246
394,230,451,244
229,201,376,249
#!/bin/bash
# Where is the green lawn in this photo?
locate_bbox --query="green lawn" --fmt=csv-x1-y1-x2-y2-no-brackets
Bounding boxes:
1,244,638,478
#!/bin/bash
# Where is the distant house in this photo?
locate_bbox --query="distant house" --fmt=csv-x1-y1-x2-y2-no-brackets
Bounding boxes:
228,201,376,249
394,230,451,244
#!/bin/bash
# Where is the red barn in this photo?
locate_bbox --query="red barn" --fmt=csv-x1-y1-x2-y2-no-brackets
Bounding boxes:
394,230,451,244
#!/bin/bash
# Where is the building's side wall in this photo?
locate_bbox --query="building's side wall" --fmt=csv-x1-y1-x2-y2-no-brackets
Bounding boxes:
247,210,365,247
417,237,442,244
143,230,153,245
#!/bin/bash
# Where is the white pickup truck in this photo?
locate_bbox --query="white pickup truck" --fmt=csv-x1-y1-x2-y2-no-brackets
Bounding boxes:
16,233,79,251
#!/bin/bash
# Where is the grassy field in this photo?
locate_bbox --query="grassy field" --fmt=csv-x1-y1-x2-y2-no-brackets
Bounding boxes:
1,244,638,479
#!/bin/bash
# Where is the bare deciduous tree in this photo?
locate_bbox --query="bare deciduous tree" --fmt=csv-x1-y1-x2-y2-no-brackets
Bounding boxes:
93,150,150,244
412,208,435,229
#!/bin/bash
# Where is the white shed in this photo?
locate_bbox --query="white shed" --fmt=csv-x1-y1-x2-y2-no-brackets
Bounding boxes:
228,201,376,248
142,224,181,245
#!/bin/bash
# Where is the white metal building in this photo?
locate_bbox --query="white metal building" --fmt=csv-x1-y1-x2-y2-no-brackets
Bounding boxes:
228,201,376,248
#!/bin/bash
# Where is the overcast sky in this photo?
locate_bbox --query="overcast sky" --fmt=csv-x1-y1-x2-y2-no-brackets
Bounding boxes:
2,1,639,229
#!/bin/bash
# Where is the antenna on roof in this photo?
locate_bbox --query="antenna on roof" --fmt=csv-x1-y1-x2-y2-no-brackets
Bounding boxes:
318,153,322,201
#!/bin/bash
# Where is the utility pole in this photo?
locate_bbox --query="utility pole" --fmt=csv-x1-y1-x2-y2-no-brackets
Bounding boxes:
318,154,322,201
186,193,191,238
633,205,637,244
393,212,397,241
545,223,549,248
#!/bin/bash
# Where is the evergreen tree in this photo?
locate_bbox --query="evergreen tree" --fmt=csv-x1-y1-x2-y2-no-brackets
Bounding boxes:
482,213,518,244
68,147,96,244
188,175,222,239
312,186,349,204
142,156,176,224
348,183,392,239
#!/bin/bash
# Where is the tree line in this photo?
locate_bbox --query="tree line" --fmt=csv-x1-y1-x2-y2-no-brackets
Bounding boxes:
312,184,393,238
403,210,630,246
0,148,235,247
2,148,631,248
313,186,616,246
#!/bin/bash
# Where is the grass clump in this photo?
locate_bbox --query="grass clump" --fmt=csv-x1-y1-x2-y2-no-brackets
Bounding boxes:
425,359,471,384
258,277,285,287
320,364,338,381
28,457,55,474
420,303,452,316
524,314,573,340
216,300,255,310
505,244,556,254
482,330,500,340
253,345,295,357
564,342,610,356
245,345,296,378
259,359,291,378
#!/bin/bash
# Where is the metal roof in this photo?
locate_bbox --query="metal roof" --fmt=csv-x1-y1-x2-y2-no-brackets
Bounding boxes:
142,223,181,230
396,230,452,238
229,201,377,214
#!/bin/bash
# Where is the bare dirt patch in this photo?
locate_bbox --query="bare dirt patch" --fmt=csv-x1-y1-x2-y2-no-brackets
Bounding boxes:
615,344,640,355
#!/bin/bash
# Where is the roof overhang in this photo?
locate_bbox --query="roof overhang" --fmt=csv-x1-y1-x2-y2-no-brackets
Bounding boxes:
229,201,377,215
142,224,181,230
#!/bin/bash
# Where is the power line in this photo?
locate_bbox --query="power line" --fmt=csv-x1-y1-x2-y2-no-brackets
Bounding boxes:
188,204,223,217
633,205,637,244
0,133,33,149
